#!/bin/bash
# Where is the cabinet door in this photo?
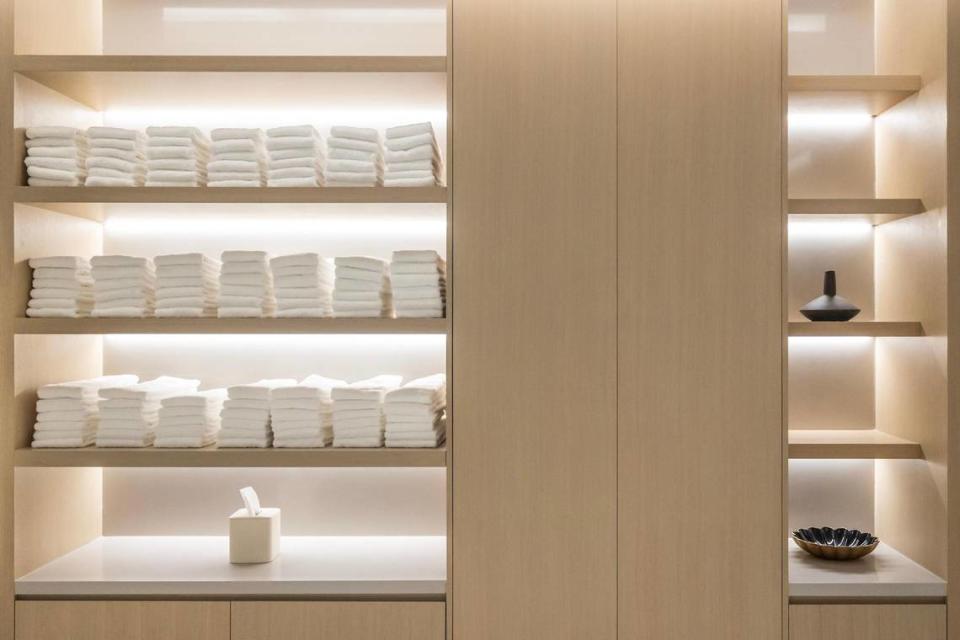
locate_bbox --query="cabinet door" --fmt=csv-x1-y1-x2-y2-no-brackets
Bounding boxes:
15,601,229,640
230,602,444,640
790,604,946,640
617,0,784,639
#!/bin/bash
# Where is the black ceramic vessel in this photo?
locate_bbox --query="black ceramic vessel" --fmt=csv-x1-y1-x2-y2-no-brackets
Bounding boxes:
792,526,879,561
800,270,861,322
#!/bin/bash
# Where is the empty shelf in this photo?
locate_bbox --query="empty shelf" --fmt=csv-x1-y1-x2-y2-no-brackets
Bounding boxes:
14,55,446,74
788,75,922,115
788,430,923,459
788,198,926,224
14,446,446,468
16,536,446,598
789,542,945,602
15,317,446,335
789,322,924,337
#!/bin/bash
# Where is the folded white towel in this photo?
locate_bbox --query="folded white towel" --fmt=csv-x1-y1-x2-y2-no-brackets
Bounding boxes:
31,437,95,448
26,126,81,139
268,178,319,187
386,122,435,139
148,146,207,160
385,437,444,448
147,158,205,171
385,146,440,163
148,136,208,148
211,128,264,142
268,167,318,179
146,126,203,138
335,256,388,272
384,169,434,181
326,171,379,185
385,133,437,152
208,180,262,187
156,253,218,267
332,375,403,401
269,157,324,170
212,139,262,154
222,250,269,263
386,159,438,172
266,136,321,151
29,256,90,270
88,127,142,141
385,176,438,187
27,166,81,181
328,147,380,162
147,169,203,182
26,146,85,159
267,124,318,138
154,436,215,448
327,159,380,173
26,138,84,149
89,138,143,152
24,157,83,171
228,379,297,401
327,137,381,153
208,159,262,172
329,126,379,142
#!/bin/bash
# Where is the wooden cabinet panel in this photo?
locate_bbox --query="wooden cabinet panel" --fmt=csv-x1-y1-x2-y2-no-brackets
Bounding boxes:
15,601,229,640
450,0,618,638
617,1,784,639
790,604,945,639
230,602,444,640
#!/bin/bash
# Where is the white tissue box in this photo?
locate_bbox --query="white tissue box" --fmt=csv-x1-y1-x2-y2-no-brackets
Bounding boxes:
229,507,281,564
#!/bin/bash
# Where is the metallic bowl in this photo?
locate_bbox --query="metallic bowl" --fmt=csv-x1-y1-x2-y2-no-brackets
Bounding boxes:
792,527,879,561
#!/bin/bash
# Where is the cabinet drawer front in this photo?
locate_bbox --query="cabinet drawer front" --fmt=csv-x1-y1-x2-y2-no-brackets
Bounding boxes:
15,601,229,640
790,604,945,640
231,602,444,640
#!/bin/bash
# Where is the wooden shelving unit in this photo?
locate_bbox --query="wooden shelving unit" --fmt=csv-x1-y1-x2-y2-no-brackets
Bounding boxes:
15,446,446,468
788,321,924,337
788,430,923,459
14,55,447,73
788,198,926,224
15,317,447,335
788,74,922,115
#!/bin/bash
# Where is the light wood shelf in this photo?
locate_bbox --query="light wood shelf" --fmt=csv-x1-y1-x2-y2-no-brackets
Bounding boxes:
788,430,923,459
14,55,447,74
15,317,446,335
788,321,924,337
788,198,926,224
14,446,446,468
788,75,922,115
15,187,448,221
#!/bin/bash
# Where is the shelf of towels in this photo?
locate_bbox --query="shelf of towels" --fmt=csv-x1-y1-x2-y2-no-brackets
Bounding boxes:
27,250,446,319
31,373,447,450
22,123,444,188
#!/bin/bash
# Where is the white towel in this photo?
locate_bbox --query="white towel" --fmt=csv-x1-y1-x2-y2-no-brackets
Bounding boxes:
211,128,264,142
386,122,435,139
384,176,438,187
26,126,81,139
385,133,437,152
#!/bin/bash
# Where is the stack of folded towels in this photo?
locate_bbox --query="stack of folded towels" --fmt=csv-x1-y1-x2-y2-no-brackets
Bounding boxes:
154,253,221,317
154,388,228,448
208,128,266,187
218,251,275,318
31,374,139,448
24,126,87,186
270,375,345,448
27,256,94,318
145,126,209,187
270,253,334,318
390,250,447,318
383,122,443,187
218,379,297,448
265,125,324,187
384,374,446,448
325,126,382,186
96,376,200,447
333,256,393,318
331,375,402,447
91,255,156,318
85,127,146,187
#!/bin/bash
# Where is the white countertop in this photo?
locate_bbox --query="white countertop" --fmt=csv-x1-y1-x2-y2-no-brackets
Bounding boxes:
789,541,946,600
17,536,446,598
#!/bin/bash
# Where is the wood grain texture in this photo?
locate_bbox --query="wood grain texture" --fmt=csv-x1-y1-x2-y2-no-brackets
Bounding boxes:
14,55,446,73
874,0,950,583
618,1,783,638
948,1,960,636
788,75,921,115
789,321,924,337
231,602,444,640
789,604,945,640
788,198,926,225
1,1,15,638
451,0,617,638
15,318,446,336
14,446,446,468
13,0,102,55
788,429,923,459
15,601,229,640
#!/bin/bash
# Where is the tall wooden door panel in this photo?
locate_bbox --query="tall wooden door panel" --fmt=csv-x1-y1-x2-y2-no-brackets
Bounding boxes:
617,0,785,638
451,0,618,638
15,601,229,640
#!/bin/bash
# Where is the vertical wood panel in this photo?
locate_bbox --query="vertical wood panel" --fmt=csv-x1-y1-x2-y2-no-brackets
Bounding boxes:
618,1,784,638
450,0,617,637
15,601,229,640
789,604,946,640
231,602,444,640
947,1,960,637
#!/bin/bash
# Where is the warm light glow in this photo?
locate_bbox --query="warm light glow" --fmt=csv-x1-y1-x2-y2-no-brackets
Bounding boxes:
788,336,874,347
103,215,446,238
163,7,446,24
788,14,827,33
788,112,874,130
103,108,447,134
105,333,447,348
788,219,874,238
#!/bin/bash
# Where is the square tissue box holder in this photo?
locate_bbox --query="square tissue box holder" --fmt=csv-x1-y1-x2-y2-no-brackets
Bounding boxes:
230,486,281,564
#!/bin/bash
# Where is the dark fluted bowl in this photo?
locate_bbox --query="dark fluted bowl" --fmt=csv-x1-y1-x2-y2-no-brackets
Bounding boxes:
792,527,879,561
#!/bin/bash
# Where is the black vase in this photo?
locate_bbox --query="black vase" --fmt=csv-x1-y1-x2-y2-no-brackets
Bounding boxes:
800,271,861,322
